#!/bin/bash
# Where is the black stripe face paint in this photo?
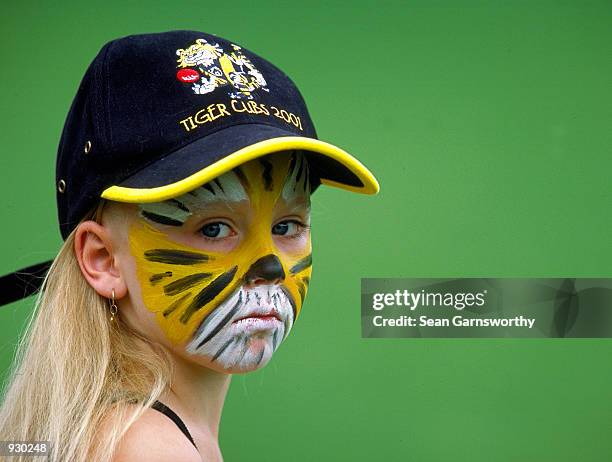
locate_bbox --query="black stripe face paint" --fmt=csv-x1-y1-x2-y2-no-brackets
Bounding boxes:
290,253,312,275
255,347,265,366
144,249,211,265
279,285,297,340
212,338,236,362
169,198,190,212
195,292,244,349
150,271,173,285
296,281,306,305
163,292,192,318
140,210,184,227
213,178,225,193
233,166,250,193
286,150,298,179
259,158,274,191
180,266,238,323
272,328,279,351
202,183,216,195
163,272,213,296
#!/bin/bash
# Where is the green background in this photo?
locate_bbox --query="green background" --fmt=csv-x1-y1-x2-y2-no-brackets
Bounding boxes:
1,1,611,460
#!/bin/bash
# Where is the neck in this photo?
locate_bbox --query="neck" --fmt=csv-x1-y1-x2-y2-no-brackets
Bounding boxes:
160,352,232,439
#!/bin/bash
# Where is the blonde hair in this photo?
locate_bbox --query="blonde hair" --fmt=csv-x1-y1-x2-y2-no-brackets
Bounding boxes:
0,200,175,461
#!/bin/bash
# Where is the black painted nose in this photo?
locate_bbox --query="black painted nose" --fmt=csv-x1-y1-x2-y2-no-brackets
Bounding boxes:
243,254,285,285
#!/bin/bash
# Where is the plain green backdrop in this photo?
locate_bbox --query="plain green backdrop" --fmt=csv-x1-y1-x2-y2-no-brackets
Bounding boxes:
1,1,611,460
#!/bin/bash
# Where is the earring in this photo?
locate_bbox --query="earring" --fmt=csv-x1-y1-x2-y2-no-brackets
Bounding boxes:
109,288,118,322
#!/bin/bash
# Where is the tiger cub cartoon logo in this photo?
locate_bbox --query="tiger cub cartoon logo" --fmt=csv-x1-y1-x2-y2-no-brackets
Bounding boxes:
175,38,269,100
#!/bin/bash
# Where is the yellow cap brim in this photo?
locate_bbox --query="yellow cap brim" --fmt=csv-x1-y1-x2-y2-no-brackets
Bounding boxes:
101,136,379,203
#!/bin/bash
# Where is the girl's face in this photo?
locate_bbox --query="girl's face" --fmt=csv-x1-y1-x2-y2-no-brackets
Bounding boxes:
111,151,312,373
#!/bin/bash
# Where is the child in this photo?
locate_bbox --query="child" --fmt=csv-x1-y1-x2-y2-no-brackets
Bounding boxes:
0,30,379,462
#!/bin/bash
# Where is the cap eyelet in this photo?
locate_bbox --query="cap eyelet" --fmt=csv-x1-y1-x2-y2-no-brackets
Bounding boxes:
58,179,66,193
84,140,92,154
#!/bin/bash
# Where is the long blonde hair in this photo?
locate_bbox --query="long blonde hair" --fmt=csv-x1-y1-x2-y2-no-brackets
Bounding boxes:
0,200,175,461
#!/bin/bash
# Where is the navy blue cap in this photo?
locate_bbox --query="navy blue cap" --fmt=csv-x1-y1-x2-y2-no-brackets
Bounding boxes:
1,29,379,306
56,29,379,241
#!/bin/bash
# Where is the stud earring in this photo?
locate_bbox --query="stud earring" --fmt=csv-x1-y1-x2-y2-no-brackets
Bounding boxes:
109,288,118,322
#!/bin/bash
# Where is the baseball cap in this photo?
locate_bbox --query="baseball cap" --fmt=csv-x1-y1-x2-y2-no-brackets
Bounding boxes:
0,29,379,306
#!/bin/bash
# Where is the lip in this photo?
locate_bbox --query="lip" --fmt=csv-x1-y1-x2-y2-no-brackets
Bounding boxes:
233,308,282,323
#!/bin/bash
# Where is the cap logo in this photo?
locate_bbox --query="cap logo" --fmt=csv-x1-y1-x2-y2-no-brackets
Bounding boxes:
176,38,270,100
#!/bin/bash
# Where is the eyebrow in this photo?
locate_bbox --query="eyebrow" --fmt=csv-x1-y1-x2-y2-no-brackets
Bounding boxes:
187,198,250,216
138,196,250,228
187,195,249,207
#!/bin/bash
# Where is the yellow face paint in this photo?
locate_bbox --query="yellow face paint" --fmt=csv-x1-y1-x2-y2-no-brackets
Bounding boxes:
127,151,312,370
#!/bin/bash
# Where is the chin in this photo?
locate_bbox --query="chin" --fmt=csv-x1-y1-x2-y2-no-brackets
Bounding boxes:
187,334,276,374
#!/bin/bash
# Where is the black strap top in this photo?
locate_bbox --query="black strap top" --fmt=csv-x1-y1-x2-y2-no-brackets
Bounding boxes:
151,400,198,450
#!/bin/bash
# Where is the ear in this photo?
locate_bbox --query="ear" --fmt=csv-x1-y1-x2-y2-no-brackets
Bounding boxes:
74,220,127,300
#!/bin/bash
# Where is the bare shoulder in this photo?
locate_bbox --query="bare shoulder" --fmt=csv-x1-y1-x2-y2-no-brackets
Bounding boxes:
103,404,201,462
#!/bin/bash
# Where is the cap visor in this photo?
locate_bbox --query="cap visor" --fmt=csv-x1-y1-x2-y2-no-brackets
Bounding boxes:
100,123,379,203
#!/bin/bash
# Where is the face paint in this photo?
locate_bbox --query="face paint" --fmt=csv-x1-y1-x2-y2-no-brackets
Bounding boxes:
127,150,312,371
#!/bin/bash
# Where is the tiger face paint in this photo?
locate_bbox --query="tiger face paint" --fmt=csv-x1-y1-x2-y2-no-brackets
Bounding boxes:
127,151,312,372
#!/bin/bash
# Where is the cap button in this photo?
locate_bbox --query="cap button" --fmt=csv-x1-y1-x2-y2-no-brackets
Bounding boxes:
84,140,92,154
58,179,66,193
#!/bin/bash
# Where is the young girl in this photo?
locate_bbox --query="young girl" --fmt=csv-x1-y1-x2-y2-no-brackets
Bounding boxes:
0,30,379,461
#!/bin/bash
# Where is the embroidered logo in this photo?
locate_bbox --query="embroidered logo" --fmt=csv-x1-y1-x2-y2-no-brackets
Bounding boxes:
175,38,269,100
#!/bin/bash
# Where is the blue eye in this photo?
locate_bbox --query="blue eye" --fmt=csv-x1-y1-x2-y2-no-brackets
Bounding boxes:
272,220,304,236
200,222,233,239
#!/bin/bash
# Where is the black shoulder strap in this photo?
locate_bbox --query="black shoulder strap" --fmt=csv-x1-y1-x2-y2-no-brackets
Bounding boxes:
0,260,53,306
151,400,198,450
